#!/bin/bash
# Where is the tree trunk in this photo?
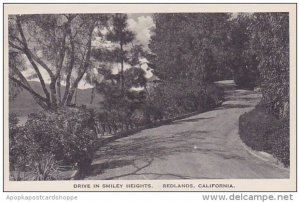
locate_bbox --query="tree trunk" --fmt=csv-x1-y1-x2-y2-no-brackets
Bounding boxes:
49,79,58,109
65,27,93,106
61,29,75,106
74,88,78,105
66,87,76,106
90,87,95,104
120,42,125,96
15,16,52,104
57,75,62,105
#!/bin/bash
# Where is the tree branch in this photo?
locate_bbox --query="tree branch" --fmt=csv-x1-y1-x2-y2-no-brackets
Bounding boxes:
66,27,94,105
10,36,25,46
28,50,54,78
9,42,24,51
16,15,51,102
9,76,48,108
10,64,31,87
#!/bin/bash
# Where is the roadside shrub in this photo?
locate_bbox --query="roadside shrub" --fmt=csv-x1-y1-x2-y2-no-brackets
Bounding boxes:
10,114,60,180
149,81,224,118
231,52,260,90
138,81,225,123
9,108,97,180
233,66,259,89
28,108,97,171
141,99,165,124
269,122,289,167
239,106,289,167
29,153,60,181
206,84,225,107
9,113,19,171
9,113,28,173
94,79,225,136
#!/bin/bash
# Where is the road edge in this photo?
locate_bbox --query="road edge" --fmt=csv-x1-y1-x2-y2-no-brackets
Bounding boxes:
240,140,289,172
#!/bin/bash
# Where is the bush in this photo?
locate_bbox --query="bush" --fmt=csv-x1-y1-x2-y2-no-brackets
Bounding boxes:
147,81,224,119
233,68,259,89
228,14,260,90
239,106,289,167
232,53,260,90
9,108,98,180
10,113,60,180
9,113,27,172
94,80,225,136
269,122,289,167
28,153,60,181
206,83,225,107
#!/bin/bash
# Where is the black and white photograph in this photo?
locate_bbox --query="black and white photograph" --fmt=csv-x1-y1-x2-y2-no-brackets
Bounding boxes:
3,3,296,192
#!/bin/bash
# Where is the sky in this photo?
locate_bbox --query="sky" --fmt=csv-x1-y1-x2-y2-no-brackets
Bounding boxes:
127,13,154,50
23,13,155,89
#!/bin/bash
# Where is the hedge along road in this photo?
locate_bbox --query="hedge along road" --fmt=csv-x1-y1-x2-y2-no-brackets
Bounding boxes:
85,80,289,180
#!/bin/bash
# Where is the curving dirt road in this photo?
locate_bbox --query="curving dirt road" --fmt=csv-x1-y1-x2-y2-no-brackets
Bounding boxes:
85,80,289,180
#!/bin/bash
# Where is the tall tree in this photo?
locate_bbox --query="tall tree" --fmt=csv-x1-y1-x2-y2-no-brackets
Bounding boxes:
149,13,231,84
147,13,231,115
228,14,260,88
250,13,289,119
106,14,134,96
9,14,109,110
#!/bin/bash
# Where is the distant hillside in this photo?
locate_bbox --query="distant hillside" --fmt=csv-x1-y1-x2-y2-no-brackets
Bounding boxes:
10,81,104,116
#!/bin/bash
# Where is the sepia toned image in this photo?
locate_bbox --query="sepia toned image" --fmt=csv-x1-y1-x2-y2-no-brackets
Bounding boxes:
3,4,296,191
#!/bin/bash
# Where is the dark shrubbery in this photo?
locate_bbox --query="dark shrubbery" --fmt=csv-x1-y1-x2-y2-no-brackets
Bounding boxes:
9,108,97,180
206,83,225,107
239,106,289,167
232,61,259,90
145,81,224,120
156,81,207,116
9,113,28,174
228,14,260,89
237,13,290,167
10,114,61,180
249,13,289,120
94,77,225,136
270,121,289,167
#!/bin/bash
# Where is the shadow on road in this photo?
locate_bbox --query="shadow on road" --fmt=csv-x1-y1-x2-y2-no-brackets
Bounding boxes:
175,117,214,123
88,130,210,179
90,159,135,176
219,104,254,109
165,117,215,126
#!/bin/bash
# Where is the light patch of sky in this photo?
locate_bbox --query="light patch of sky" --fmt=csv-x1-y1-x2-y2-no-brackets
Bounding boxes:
127,13,154,50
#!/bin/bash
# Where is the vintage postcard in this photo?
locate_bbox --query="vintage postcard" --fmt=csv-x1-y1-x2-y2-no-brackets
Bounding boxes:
3,3,296,191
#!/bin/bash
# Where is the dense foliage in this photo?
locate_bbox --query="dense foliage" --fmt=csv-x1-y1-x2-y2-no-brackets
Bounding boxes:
250,13,289,120
228,14,260,89
94,67,148,134
238,13,290,166
149,13,231,82
140,13,228,122
146,81,224,119
9,108,97,180
239,106,289,167
229,13,289,118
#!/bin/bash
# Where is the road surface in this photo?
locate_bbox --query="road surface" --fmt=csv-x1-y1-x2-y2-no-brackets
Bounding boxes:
85,80,289,180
